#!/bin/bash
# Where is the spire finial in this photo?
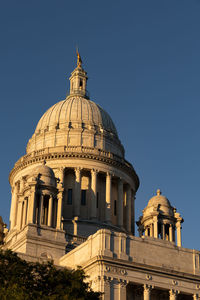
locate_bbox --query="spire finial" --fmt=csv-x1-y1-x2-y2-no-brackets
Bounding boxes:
156,189,161,196
76,48,82,68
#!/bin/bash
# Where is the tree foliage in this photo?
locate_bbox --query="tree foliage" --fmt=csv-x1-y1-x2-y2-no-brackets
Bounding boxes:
0,250,101,300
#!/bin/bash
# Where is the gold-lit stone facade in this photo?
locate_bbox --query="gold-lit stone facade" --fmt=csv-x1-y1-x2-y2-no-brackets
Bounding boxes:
1,54,200,299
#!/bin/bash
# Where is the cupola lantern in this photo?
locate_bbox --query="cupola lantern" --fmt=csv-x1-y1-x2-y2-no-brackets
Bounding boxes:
69,50,88,98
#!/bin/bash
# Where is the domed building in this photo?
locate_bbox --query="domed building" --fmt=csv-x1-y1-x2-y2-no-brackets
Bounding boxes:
1,53,200,299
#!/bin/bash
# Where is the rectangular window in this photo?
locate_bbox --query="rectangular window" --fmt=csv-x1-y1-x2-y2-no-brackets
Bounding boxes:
67,189,72,205
96,192,99,208
42,195,49,225
81,190,86,206
114,200,117,216
35,193,40,225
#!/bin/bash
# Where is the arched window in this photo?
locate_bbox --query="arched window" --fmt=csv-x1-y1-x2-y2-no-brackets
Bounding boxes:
79,79,83,88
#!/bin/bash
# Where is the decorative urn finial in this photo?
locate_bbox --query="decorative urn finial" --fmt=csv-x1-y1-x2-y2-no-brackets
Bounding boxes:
156,189,161,196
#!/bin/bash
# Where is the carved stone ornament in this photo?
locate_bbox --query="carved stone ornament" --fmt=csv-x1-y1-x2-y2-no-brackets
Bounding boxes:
103,276,112,285
146,274,152,281
104,265,127,275
172,280,178,286
117,279,127,288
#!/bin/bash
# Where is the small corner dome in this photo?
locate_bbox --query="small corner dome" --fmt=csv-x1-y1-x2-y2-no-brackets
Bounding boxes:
32,162,56,187
145,189,174,216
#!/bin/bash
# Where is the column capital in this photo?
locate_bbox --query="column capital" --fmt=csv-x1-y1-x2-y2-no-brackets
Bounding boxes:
118,177,124,183
75,167,82,175
144,284,153,292
169,289,179,296
91,169,98,176
106,171,115,178
176,221,182,228
75,166,82,171
57,190,64,197
118,279,128,288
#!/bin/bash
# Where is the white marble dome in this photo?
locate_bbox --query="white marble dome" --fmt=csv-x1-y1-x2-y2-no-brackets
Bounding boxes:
26,95,124,157
35,97,118,136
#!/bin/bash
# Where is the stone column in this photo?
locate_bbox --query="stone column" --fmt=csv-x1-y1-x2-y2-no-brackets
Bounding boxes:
40,194,44,225
176,221,182,247
19,177,25,194
74,168,81,217
126,185,131,233
16,200,23,230
105,172,112,223
10,184,18,229
102,277,111,300
149,224,152,237
153,216,158,238
144,284,152,300
27,187,36,224
169,289,179,300
169,224,173,242
118,280,127,300
48,195,53,227
131,192,135,234
162,224,165,240
57,188,64,229
91,169,97,219
59,167,65,185
117,178,123,228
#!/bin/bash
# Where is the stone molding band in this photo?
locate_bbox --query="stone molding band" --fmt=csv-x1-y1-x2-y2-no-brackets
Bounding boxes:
9,151,139,188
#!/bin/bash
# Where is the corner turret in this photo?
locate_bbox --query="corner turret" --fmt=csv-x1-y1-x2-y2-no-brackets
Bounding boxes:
137,189,184,247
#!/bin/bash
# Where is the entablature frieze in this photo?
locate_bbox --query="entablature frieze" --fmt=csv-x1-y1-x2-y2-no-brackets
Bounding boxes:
88,258,200,296
9,151,139,188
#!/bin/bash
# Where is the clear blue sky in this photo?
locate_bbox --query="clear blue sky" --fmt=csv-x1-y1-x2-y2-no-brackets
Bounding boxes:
1,0,200,249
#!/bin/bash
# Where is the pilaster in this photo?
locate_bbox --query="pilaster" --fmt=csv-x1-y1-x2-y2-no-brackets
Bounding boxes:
126,185,131,233
117,178,123,228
